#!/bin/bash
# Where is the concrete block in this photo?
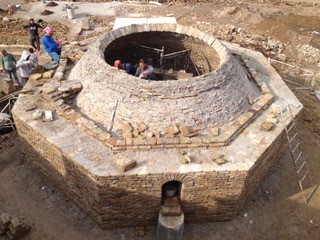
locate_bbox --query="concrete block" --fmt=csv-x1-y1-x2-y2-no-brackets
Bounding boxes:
157,211,184,240
44,110,54,122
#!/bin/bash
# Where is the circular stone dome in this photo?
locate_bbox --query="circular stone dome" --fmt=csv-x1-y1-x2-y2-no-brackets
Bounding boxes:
69,24,260,136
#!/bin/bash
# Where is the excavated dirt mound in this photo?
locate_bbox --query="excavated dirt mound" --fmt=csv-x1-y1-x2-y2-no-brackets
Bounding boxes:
46,1,58,7
40,9,54,16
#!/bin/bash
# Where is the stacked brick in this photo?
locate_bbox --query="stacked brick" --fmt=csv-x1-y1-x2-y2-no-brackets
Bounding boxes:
70,24,261,136
0,214,29,239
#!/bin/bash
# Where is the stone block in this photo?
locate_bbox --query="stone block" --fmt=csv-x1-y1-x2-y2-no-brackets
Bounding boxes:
145,137,156,145
75,116,88,125
44,110,54,122
53,72,63,81
207,36,216,46
98,131,111,141
133,136,145,146
191,28,201,39
58,85,71,93
112,29,122,39
155,24,164,32
41,83,57,94
135,226,146,237
201,33,211,43
164,197,179,207
32,110,42,120
175,24,184,34
42,70,54,79
8,218,29,238
167,124,179,136
1,80,16,95
260,82,270,94
210,127,220,136
163,23,176,32
67,111,81,121
179,126,190,137
180,137,191,144
143,131,154,138
214,155,228,165
120,122,132,133
91,127,103,136
116,139,126,147
105,137,117,147
157,211,184,240
185,26,195,37
138,123,148,132
29,73,42,81
190,136,202,144
260,122,274,131
161,206,182,216
115,159,137,172
71,82,82,91
0,213,10,228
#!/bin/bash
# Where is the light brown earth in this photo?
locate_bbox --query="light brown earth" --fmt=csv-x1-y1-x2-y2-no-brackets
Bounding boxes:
1,0,320,239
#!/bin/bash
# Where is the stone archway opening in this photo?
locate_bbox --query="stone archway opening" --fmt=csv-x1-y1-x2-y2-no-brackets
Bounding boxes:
161,180,182,205
104,31,220,80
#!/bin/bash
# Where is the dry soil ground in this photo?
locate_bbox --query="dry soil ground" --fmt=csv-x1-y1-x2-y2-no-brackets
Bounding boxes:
1,0,320,239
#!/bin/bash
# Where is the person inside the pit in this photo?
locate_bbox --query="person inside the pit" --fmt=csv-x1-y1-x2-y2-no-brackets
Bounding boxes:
0,49,20,85
23,18,43,52
16,48,39,86
114,60,137,76
42,26,62,63
134,58,154,80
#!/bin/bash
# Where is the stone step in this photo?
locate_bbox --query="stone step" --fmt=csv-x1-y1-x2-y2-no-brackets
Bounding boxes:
161,206,182,217
164,196,180,207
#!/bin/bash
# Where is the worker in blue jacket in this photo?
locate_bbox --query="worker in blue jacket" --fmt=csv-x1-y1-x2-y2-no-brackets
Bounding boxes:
42,26,62,63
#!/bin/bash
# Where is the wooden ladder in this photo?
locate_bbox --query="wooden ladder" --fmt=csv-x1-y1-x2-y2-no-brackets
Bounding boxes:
280,105,317,204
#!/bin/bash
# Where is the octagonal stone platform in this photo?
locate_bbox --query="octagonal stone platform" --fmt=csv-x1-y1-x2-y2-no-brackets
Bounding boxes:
12,24,302,229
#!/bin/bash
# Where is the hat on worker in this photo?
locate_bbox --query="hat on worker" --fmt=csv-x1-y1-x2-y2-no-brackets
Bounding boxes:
44,26,55,34
114,60,121,68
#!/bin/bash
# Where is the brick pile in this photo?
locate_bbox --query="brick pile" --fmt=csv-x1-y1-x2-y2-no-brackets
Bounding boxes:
0,213,30,239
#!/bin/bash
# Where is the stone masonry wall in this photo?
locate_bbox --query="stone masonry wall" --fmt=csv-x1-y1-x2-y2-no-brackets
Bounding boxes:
14,110,292,228
13,114,247,228
14,117,103,224
97,171,247,228
71,24,260,134
236,120,297,213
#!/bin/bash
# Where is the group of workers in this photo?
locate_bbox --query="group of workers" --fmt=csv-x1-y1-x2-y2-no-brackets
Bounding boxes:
23,18,62,63
1,17,159,86
0,18,62,86
114,58,155,80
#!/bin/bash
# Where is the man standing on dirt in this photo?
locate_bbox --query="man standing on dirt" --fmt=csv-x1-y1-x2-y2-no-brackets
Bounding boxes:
0,49,20,85
24,19,42,52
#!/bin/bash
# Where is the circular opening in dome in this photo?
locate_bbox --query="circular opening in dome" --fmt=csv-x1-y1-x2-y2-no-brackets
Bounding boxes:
104,31,220,80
